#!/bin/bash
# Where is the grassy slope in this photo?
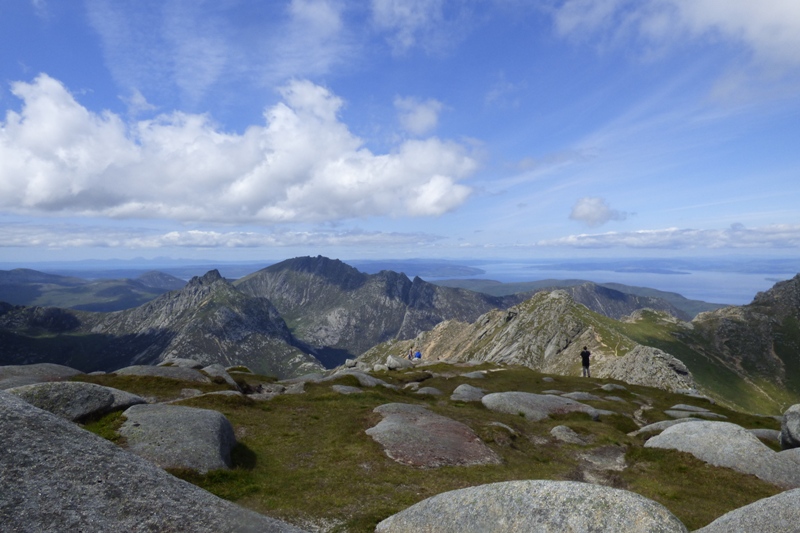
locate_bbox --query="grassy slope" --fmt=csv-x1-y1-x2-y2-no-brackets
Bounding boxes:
607,310,800,414
77,366,781,532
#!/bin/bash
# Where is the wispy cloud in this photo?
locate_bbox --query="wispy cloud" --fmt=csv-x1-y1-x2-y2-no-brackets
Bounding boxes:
0,74,475,223
551,0,800,68
84,0,354,108
0,224,442,249
370,0,472,55
538,223,800,249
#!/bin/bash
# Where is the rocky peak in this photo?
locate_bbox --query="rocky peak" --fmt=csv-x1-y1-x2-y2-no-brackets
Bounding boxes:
264,256,368,291
187,269,224,287
750,273,800,320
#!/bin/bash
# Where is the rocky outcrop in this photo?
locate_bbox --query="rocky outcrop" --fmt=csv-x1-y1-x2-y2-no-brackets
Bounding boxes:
780,403,800,449
375,480,688,532
595,345,696,392
0,391,306,533
119,404,237,473
0,363,83,389
6,381,145,422
645,420,800,488
690,274,800,405
365,403,501,468
694,488,800,533
362,290,696,393
202,364,239,388
450,383,485,402
481,392,597,422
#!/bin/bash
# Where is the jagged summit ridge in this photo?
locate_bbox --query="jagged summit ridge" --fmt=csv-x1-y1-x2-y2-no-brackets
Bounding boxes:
362,289,698,393
0,270,324,378
234,256,513,364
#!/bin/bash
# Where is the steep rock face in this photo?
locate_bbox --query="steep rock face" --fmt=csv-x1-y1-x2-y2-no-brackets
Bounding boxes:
557,282,689,321
235,256,511,363
691,274,800,396
0,271,323,379
362,290,696,392
595,345,696,392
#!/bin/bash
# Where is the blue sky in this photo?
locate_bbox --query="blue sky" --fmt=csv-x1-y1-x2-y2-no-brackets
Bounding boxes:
1,0,800,267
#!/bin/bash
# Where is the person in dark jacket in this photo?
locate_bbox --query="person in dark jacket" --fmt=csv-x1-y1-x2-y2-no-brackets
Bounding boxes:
580,346,591,377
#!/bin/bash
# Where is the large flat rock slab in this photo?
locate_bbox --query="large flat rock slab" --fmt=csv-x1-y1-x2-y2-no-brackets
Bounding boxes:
481,392,597,422
695,488,800,533
366,403,501,468
7,381,145,422
645,420,800,488
0,363,83,390
375,480,687,532
115,365,211,383
119,404,236,473
0,391,305,533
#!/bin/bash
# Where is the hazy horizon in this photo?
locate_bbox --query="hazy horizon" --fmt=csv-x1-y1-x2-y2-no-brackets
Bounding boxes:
3,254,795,305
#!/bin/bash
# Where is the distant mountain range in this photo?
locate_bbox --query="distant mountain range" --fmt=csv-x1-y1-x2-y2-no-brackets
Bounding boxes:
1,256,798,413
0,268,186,312
432,278,726,319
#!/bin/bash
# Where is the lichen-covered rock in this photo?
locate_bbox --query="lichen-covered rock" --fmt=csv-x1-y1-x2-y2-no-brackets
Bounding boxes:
202,364,238,388
695,488,800,533
450,384,485,402
375,480,687,532
780,403,800,450
7,381,145,422
0,363,83,390
550,425,588,445
324,370,387,388
0,391,306,533
119,404,236,473
415,387,442,396
386,355,414,370
481,392,597,422
366,403,501,468
645,420,800,488
561,391,603,402
595,345,696,393
159,358,203,369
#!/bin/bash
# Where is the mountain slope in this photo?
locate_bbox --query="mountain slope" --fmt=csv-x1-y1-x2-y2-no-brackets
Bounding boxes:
434,278,725,318
363,276,800,414
234,256,515,364
361,290,697,393
0,270,323,378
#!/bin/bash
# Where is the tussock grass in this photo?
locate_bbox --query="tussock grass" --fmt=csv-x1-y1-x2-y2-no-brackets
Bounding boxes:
71,374,233,402
82,410,126,443
148,365,785,531
67,363,785,531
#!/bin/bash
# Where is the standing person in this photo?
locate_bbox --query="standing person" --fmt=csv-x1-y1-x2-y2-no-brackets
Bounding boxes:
580,346,591,377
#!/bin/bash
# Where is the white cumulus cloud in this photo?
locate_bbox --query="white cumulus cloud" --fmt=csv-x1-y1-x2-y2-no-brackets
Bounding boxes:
569,197,627,227
0,74,476,224
394,96,444,135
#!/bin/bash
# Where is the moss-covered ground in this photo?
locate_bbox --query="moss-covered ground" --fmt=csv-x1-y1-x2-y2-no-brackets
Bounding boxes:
77,365,783,532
